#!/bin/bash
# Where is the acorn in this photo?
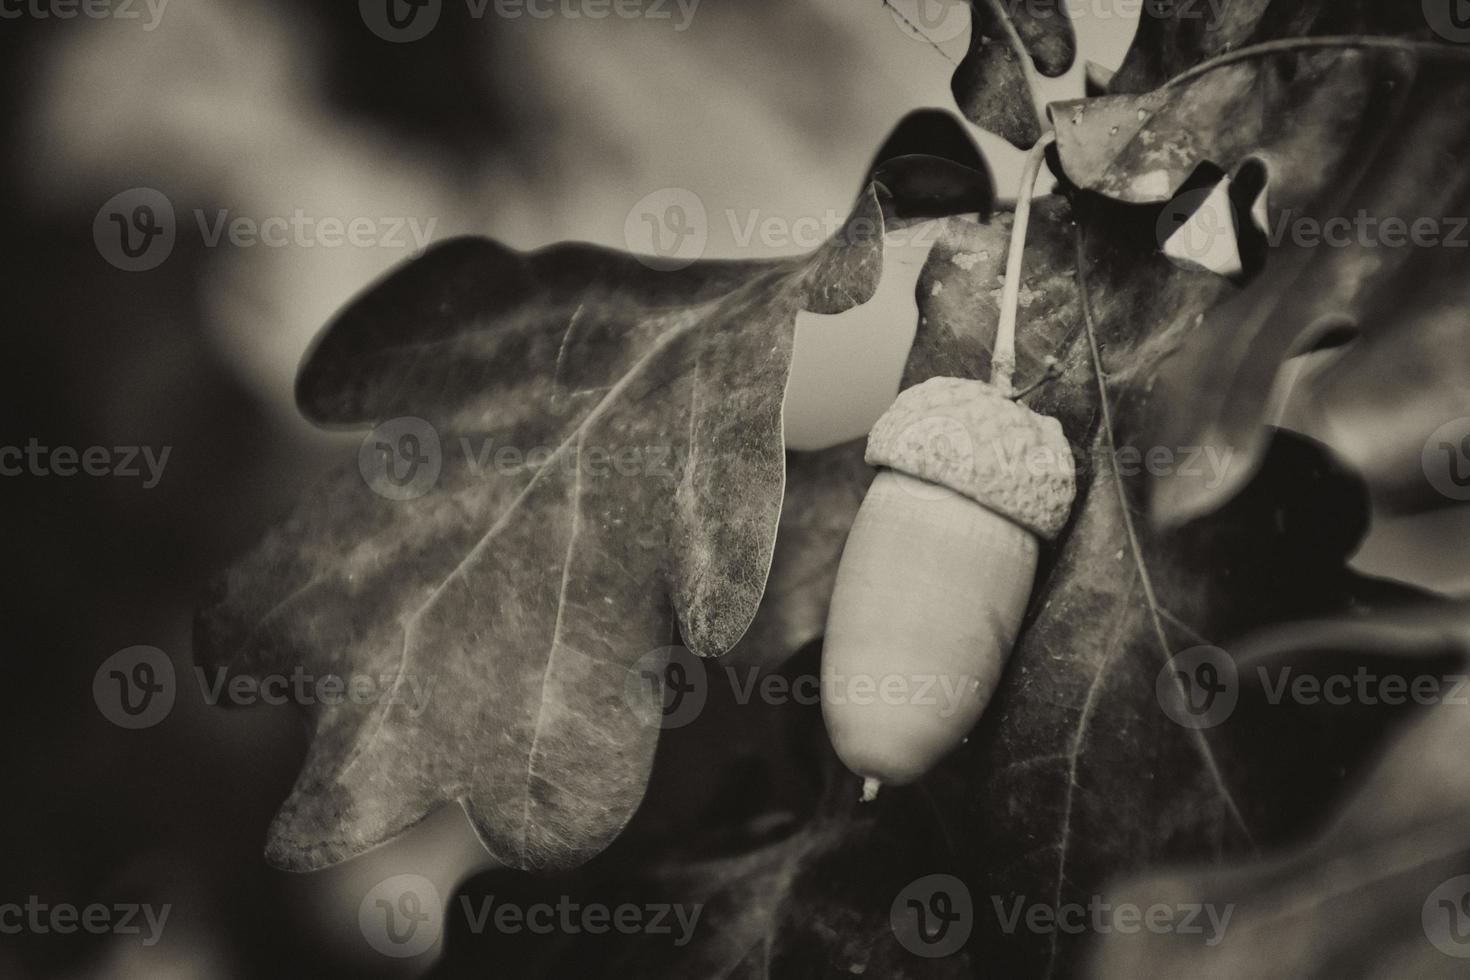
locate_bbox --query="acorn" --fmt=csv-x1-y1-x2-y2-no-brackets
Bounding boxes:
821,134,1075,799
822,378,1074,797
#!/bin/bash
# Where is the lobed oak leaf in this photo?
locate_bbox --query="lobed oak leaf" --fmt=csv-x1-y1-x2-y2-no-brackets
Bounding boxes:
193,136,992,874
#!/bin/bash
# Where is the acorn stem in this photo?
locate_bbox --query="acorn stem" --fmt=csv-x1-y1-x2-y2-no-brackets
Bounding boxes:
993,132,1057,397
860,777,882,803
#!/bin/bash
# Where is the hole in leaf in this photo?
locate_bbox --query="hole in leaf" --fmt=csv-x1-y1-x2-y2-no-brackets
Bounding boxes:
1230,157,1272,280
1291,316,1361,356
1158,163,1239,278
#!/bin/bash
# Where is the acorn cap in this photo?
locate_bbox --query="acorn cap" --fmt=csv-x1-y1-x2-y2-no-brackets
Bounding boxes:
865,376,1076,540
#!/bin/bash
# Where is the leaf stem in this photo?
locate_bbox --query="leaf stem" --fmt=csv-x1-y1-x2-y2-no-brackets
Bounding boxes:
993,132,1056,396
1010,356,1060,400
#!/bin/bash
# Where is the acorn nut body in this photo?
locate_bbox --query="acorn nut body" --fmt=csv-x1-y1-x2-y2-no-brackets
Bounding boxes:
822,377,1075,792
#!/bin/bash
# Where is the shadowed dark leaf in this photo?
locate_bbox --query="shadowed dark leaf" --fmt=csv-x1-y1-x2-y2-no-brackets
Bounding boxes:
1109,0,1440,95
725,444,875,671
1051,40,1470,523
905,191,1432,978
870,108,991,175
949,0,1076,148
1088,604,1470,980
430,644,971,980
